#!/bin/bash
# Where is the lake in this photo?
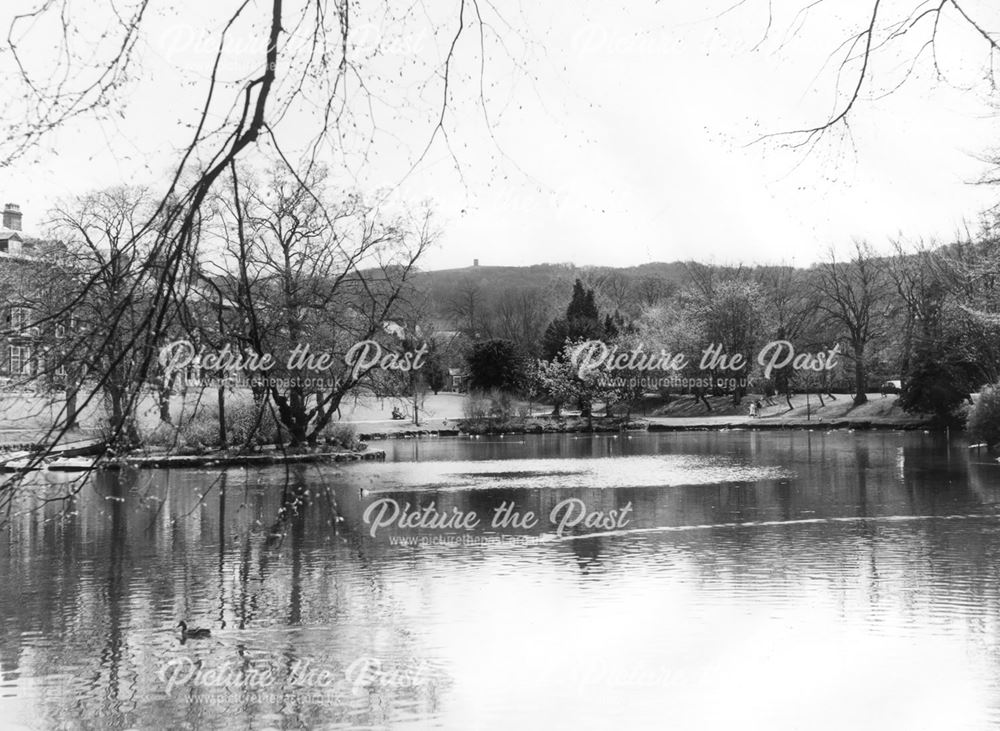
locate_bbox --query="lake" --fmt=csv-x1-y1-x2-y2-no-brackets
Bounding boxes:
3,430,1000,730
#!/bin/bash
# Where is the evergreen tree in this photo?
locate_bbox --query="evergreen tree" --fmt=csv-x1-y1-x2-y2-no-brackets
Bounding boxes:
543,279,605,359
565,280,593,320
467,339,527,392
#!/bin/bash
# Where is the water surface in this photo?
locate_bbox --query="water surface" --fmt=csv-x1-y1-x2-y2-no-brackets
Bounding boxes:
2,431,1000,729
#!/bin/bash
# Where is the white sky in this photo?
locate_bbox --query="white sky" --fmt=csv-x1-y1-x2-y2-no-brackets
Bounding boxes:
2,0,999,270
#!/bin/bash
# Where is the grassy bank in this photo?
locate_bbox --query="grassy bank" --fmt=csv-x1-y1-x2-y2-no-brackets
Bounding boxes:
357,392,937,438
0,389,939,451
647,391,934,427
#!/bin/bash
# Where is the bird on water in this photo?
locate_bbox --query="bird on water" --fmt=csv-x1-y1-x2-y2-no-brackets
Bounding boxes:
176,621,211,639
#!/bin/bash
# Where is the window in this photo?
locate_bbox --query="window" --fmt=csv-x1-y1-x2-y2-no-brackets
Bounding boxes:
10,307,29,333
9,346,29,376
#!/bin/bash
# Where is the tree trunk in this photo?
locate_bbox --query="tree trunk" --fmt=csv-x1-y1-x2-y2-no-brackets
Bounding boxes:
696,389,712,412
217,384,227,448
853,342,868,405
310,390,345,440
314,391,326,426
65,386,78,430
158,384,172,423
900,314,914,380
271,390,309,447
109,385,140,448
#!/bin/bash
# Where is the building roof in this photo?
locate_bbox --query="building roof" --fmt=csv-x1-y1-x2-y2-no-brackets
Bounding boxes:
0,227,23,241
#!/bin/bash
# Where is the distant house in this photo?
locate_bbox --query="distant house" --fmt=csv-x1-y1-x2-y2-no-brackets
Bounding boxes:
447,367,469,392
0,203,35,258
1,203,46,381
880,379,902,397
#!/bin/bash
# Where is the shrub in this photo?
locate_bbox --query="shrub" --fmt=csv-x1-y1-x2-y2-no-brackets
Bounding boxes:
98,416,142,451
967,384,1000,448
321,422,360,450
899,350,974,421
463,389,514,421
899,364,952,418
141,397,283,451
224,399,282,446
141,406,217,453
463,391,491,421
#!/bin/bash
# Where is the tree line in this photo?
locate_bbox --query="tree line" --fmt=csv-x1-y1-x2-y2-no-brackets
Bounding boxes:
6,180,1000,461
1,164,444,451
452,237,1000,424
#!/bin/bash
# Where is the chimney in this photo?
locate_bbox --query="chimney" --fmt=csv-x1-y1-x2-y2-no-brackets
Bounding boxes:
473,258,479,267
3,204,22,232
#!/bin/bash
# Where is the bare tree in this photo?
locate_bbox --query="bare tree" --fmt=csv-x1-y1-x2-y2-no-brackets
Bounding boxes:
756,265,827,406
202,164,436,446
815,242,890,405
490,287,553,356
633,275,674,310
448,278,488,339
733,2,1000,149
0,1,526,466
598,271,632,314
43,186,184,446
886,240,948,379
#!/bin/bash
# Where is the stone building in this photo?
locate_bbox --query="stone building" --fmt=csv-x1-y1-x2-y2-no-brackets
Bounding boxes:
1,203,44,381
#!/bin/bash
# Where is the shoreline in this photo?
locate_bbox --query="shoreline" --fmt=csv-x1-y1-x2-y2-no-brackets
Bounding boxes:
354,391,942,438
0,440,386,472
357,414,937,440
0,418,948,472
110,448,387,469
0,391,945,470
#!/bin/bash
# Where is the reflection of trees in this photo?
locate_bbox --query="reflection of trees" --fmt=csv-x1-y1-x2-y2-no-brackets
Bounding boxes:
266,466,309,625
961,449,1000,507
99,472,128,708
854,440,871,518
2,464,453,727
5,434,1000,724
335,432,996,550
568,536,604,571
217,470,227,630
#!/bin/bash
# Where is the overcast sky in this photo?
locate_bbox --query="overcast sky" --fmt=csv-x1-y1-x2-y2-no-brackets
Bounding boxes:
3,0,999,270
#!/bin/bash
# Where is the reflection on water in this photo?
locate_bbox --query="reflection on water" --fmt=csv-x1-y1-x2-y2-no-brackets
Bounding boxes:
2,431,1000,729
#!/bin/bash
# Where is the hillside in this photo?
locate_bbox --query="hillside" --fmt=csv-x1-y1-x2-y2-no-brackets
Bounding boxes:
412,260,694,325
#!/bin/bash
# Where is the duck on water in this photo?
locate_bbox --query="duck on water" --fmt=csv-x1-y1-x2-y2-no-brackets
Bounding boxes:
176,621,211,639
